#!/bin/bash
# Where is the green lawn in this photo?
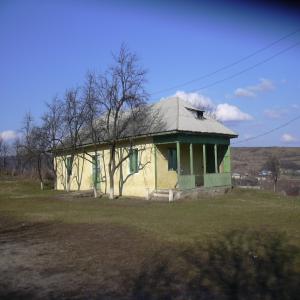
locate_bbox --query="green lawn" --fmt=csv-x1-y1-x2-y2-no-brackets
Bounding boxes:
1,177,299,245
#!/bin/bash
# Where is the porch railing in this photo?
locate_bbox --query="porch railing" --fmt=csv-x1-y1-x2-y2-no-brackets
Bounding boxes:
178,173,231,189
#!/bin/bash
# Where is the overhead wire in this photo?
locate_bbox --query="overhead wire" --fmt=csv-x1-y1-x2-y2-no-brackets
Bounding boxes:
189,41,300,93
148,28,300,144
232,114,300,145
150,28,300,96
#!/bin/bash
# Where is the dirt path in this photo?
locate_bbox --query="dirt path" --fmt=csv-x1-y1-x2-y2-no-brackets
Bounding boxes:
0,216,159,299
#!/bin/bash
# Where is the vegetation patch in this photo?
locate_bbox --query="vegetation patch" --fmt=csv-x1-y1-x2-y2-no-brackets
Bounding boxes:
0,179,300,299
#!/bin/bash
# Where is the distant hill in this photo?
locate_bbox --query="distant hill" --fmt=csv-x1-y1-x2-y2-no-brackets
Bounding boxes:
231,147,300,175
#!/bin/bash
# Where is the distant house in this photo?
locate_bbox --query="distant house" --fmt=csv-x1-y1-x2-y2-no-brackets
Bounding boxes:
54,97,238,198
232,173,241,179
259,170,272,177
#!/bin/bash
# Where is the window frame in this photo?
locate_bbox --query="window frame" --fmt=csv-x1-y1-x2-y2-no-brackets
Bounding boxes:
168,148,177,171
92,154,101,185
66,156,72,175
129,149,139,174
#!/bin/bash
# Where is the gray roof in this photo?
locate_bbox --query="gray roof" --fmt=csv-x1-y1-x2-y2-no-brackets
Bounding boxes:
154,97,238,137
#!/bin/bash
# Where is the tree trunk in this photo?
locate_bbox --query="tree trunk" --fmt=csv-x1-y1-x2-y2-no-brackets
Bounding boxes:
53,174,57,190
118,152,123,197
93,185,98,198
37,158,44,191
108,145,116,199
109,169,114,199
67,175,71,192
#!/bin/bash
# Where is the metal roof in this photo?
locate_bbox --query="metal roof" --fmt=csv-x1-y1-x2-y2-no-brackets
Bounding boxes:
153,97,238,137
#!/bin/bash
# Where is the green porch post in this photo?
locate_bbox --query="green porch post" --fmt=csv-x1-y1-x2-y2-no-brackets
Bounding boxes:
214,144,218,173
202,144,206,174
154,144,157,190
190,143,194,175
176,141,181,175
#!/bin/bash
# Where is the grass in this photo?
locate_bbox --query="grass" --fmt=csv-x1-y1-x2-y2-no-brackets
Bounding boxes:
1,177,300,245
1,177,300,299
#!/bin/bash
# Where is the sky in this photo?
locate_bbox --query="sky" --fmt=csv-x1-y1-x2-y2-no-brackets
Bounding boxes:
0,0,300,147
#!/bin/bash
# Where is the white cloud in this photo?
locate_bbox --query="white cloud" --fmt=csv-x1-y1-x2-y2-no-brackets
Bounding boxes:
173,91,215,110
244,133,253,139
264,109,282,119
0,130,17,141
234,88,256,98
281,133,297,143
215,103,253,122
280,79,287,84
168,91,252,123
234,78,275,98
255,78,275,92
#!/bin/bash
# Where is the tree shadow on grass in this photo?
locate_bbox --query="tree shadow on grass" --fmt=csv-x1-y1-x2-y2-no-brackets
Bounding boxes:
128,229,300,300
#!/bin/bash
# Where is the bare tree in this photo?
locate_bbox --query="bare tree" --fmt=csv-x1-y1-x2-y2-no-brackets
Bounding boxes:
81,73,104,198
20,113,48,189
60,88,87,192
0,136,9,174
264,155,280,192
41,97,64,189
12,136,25,176
95,44,149,199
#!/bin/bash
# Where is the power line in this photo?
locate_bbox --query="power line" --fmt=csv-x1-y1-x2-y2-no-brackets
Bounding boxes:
188,41,300,93
232,114,300,145
151,28,300,96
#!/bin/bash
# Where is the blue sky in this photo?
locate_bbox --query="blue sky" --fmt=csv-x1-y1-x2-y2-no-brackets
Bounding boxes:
0,0,300,146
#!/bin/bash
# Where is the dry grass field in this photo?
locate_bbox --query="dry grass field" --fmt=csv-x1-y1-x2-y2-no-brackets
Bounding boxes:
231,147,300,175
0,178,299,299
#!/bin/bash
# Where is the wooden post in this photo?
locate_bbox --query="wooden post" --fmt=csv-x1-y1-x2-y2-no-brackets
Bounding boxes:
202,144,206,174
154,144,157,190
190,143,194,175
214,144,218,173
176,141,181,175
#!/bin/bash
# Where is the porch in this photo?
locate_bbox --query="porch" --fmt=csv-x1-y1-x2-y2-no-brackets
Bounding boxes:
154,133,232,190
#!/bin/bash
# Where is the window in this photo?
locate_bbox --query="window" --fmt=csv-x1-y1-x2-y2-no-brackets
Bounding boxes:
66,157,72,175
196,110,204,119
92,155,101,185
186,107,204,119
129,149,138,174
168,148,177,171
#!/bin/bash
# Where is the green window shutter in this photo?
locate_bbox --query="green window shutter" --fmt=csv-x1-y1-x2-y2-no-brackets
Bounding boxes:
92,155,97,184
92,155,101,186
168,148,177,171
67,157,72,175
97,156,101,180
129,149,138,174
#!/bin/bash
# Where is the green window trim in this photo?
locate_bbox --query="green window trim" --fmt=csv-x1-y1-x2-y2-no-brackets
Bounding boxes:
66,157,72,175
129,149,139,174
168,148,177,171
92,154,101,186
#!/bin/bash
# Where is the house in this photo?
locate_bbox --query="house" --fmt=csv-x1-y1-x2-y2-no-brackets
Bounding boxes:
54,97,238,198
232,173,241,180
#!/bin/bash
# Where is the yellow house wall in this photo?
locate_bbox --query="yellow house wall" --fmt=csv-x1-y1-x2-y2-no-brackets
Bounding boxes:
156,144,177,189
55,138,156,197
55,153,94,191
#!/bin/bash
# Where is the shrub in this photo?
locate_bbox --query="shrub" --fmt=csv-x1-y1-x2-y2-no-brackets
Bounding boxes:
129,230,300,300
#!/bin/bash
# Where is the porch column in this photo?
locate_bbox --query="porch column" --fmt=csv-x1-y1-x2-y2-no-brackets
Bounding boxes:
190,143,194,175
176,141,181,175
214,144,218,173
202,144,206,174
154,144,157,190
